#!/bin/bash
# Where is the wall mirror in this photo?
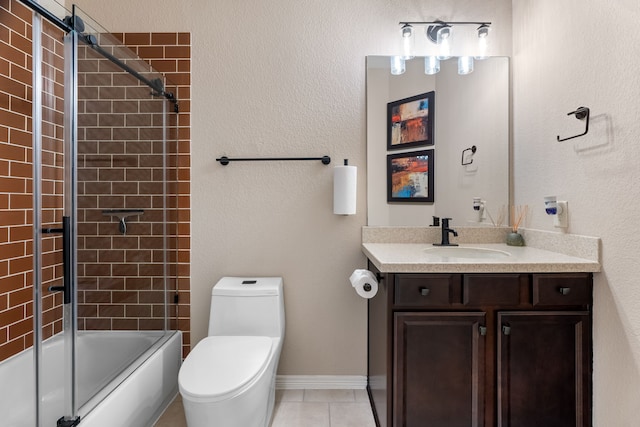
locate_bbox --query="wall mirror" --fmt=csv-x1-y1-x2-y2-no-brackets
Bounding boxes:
366,56,510,227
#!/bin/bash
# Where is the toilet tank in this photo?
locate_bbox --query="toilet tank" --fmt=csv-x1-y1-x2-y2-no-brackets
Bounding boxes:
208,277,285,338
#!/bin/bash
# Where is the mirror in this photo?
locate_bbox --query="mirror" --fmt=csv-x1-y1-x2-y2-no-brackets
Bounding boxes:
366,56,510,226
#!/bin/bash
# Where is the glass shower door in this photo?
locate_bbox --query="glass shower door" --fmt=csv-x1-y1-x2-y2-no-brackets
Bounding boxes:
71,4,177,418
29,4,177,425
32,4,81,426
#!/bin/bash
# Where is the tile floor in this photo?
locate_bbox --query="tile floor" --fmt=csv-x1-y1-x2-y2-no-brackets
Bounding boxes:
154,389,376,427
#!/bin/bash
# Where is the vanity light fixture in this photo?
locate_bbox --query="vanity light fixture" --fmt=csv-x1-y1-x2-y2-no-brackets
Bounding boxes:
394,20,492,75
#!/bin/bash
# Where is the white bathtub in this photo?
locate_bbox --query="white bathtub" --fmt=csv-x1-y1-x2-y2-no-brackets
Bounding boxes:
0,330,182,427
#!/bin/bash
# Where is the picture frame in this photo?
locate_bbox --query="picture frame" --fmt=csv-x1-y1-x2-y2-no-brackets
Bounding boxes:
387,149,434,203
387,91,435,150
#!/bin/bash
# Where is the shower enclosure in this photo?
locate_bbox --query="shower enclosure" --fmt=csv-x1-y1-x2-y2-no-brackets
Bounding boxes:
0,1,186,426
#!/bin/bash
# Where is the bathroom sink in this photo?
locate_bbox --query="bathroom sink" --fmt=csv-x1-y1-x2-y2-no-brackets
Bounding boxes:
424,246,511,260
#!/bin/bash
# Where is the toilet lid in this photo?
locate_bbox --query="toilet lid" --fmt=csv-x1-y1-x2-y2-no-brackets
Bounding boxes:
179,336,273,402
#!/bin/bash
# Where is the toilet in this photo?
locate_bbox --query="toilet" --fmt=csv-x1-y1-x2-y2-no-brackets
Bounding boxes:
178,277,285,427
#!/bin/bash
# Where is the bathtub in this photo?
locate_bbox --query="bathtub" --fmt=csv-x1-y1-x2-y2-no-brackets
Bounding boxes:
0,330,182,427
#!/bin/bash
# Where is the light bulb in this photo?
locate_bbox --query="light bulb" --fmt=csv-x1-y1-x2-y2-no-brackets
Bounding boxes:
458,56,474,75
401,24,415,60
390,56,406,75
424,56,440,75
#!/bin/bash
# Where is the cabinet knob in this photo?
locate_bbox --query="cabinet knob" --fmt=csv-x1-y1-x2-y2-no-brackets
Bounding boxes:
502,325,511,336
558,287,571,296
419,287,430,296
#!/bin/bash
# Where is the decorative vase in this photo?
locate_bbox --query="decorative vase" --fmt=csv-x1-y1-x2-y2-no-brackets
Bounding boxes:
506,232,525,246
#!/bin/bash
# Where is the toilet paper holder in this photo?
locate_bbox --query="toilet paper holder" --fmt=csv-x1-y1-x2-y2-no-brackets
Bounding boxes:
360,273,384,291
364,273,385,291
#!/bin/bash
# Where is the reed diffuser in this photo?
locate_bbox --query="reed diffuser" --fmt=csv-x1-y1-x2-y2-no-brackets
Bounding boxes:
506,205,527,246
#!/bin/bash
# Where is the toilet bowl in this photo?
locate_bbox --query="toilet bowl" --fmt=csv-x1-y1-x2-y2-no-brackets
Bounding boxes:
178,277,285,427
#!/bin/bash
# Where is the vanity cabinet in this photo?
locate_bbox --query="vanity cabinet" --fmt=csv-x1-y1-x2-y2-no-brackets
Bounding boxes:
367,263,592,427
497,311,591,427
395,312,486,427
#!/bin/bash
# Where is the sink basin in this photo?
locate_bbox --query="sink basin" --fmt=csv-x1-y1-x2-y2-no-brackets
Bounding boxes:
424,246,511,260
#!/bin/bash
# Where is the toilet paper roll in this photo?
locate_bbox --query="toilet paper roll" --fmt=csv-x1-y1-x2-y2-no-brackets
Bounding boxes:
349,269,378,299
334,163,357,215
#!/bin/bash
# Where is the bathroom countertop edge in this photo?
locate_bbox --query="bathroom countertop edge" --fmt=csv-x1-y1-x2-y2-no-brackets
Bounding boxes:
362,242,601,274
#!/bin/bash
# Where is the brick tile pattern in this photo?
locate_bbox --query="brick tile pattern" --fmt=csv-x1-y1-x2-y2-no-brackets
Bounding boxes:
0,0,66,362
1,0,191,362
38,19,66,343
76,32,191,358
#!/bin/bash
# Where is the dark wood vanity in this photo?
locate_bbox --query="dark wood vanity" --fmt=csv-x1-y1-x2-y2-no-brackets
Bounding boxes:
367,260,593,427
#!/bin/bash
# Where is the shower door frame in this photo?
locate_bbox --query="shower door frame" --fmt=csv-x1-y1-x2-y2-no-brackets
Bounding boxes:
30,7,81,427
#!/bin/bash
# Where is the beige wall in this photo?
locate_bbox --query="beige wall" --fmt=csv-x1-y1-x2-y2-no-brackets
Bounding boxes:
74,0,512,376
46,0,640,421
512,0,640,424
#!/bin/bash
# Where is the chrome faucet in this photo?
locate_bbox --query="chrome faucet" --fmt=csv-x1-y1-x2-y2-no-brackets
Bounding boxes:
433,217,458,246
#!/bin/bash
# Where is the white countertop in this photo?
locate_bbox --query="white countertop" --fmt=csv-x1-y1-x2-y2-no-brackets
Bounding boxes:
362,242,601,274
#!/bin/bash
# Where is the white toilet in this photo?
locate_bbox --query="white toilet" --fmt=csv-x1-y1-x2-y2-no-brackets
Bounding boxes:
178,277,285,427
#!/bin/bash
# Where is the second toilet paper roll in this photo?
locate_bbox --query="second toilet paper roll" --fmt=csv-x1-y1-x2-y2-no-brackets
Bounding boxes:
349,269,378,299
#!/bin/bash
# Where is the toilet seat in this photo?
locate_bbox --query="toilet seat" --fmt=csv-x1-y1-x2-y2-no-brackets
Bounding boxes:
179,336,273,403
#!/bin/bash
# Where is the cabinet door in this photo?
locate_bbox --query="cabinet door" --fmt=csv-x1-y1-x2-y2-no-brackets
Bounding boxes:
394,312,486,427
497,312,591,427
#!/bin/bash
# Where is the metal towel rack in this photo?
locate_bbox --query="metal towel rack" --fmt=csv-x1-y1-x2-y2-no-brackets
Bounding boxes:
557,107,590,142
461,145,477,165
216,156,331,166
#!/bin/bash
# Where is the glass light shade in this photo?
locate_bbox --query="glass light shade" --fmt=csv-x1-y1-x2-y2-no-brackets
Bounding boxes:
401,24,415,60
458,56,474,75
424,56,440,75
390,56,406,75
436,26,451,60
475,25,490,59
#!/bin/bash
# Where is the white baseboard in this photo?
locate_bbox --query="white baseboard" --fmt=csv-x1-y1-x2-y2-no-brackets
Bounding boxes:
276,375,367,390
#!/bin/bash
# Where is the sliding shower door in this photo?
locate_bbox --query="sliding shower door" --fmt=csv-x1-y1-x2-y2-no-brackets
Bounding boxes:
72,4,177,416
29,4,178,426
32,3,76,426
